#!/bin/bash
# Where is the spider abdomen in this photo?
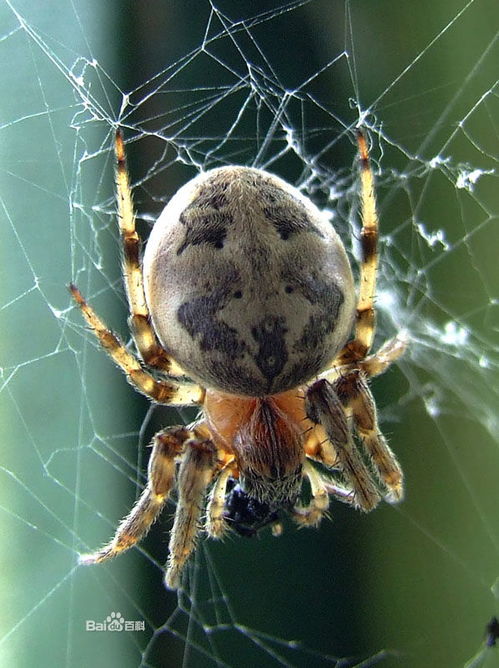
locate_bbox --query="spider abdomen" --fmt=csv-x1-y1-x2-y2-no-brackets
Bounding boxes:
143,166,355,396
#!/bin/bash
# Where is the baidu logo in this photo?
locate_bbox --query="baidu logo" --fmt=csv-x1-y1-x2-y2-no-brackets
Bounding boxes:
85,611,145,632
106,611,124,631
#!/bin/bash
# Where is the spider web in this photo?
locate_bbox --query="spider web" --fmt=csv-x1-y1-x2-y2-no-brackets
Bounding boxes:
1,0,498,666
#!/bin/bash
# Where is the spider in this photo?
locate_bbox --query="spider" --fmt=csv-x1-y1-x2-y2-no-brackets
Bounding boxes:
71,128,407,589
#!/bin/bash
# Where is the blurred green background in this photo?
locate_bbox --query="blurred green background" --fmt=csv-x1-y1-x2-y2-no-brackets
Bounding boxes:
1,1,498,667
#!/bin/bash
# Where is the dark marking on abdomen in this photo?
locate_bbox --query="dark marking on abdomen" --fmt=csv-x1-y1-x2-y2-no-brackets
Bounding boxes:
259,180,324,240
285,273,345,353
251,315,288,382
188,181,229,210
263,206,310,240
177,211,233,255
177,283,245,357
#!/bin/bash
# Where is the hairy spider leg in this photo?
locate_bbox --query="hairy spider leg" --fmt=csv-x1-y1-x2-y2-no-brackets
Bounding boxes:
305,379,381,511
79,426,188,564
165,437,218,589
337,130,380,365
69,284,203,406
114,129,185,376
336,370,403,502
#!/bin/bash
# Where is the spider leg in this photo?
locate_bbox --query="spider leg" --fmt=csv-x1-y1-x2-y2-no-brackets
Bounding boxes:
69,284,203,406
336,129,379,365
321,333,408,387
114,130,184,376
165,437,218,589
205,464,232,538
303,424,338,468
292,460,330,527
293,456,363,527
305,378,381,511
322,479,358,507
359,332,408,379
79,426,188,565
336,369,404,503
302,426,363,510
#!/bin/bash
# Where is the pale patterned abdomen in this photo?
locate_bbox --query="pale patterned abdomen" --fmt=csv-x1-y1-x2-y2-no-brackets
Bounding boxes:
143,166,355,396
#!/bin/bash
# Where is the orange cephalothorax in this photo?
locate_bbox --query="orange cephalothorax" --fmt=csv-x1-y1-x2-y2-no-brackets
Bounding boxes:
204,389,307,505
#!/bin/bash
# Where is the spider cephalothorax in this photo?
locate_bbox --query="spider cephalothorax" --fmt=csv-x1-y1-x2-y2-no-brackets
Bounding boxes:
72,129,407,589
